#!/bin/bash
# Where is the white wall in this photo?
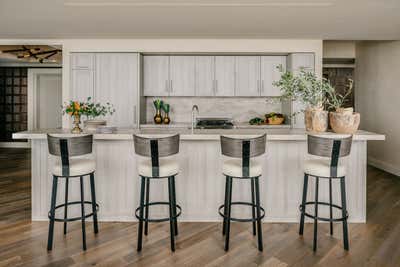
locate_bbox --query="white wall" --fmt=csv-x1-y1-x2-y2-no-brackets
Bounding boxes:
323,41,356,58
355,41,400,176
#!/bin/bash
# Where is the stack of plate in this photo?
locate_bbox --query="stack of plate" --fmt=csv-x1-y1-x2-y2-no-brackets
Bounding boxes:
96,126,117,134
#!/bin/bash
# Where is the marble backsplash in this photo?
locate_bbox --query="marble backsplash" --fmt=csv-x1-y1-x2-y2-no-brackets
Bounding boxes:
144,97,284,124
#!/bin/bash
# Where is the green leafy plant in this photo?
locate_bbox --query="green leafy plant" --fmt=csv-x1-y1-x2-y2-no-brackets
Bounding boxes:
326,79,353,111
161,103,170,113
81,97,115,120
62,100,85,117
153,99,163,110
273,65,335,112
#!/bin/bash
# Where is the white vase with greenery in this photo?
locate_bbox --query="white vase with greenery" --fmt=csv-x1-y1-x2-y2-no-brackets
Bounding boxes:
81,97,115,131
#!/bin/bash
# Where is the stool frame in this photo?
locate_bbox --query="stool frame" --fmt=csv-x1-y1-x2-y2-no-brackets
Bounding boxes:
47,134,99,251
299,135,352,252
134,134,181,252
219,134,266,252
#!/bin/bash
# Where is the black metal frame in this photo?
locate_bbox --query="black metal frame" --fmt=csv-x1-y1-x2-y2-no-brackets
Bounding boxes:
135,137,181,252
220,140,264,252
47,138,99,252
299,138,350,252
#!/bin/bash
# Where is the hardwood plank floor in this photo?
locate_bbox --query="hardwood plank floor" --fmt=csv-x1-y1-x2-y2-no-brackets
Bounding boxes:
1,147,400,267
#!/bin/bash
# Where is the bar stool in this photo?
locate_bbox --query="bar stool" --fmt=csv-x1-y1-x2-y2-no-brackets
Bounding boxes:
133,134,181,252
219,134,266,252
46,134,99,251
299,134,352,251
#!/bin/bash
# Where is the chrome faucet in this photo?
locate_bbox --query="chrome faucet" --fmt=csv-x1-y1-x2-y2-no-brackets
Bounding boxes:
191,105,199,134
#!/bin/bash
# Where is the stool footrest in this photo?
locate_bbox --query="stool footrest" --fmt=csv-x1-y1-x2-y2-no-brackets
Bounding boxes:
299,201,349,222
48,201,99,222
218,201,265,222
135,201,182,223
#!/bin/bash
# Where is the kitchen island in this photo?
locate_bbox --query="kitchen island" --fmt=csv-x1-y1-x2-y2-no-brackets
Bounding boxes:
14,128,384,223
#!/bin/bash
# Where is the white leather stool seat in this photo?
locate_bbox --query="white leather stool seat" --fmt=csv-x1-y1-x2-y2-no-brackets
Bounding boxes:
304,158,346,177
138,157,179,177
52,158,96,177
222,158,262,177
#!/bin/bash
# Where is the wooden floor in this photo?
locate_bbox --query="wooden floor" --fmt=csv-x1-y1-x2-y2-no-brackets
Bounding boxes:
1,148,400,267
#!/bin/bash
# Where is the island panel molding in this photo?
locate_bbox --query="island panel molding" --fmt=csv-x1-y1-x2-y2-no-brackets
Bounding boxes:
17,129,384,223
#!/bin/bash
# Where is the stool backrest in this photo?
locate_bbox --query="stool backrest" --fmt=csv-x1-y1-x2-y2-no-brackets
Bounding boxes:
47,134,93,176
307,134,353,177
133,134,180,177
220,134,266,177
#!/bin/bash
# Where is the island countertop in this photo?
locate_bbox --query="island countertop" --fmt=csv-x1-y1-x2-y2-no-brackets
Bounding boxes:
13,128,385,141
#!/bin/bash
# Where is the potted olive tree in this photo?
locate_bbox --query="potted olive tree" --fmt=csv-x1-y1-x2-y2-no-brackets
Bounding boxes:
82,97,115,131
327,79,360,134
274,67,334,132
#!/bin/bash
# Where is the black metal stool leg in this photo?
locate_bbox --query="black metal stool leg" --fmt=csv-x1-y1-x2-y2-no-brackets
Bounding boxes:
222,176,229,236
171,176,178,236
255,176,263,252
79,176,87,251
137,176,145,252
63,177,69,235
144,178,150,236
251,177,257,236
224,176,233,251
329,177,333,236
90,173,99,234
340,177,349,250
299,174,309,235
313,177,319,252
47,176,58,251
168,176,176,252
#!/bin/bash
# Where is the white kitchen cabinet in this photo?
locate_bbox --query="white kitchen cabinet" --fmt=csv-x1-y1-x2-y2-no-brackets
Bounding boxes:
214,56,235,96
260,56,286,96
235,56,260,97
70,69,94,102
71,53,94,70
287,53,315,128
194,56,215,96
95,53,139,128
169,56,195,96
143,56,169,96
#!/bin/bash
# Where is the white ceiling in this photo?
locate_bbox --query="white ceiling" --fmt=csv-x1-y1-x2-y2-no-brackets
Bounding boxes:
0,0,399,39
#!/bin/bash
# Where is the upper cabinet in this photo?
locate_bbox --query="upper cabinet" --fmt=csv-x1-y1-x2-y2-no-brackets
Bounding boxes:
214,56,235,96
169,56,195,96
235,56,260,97
260,56,286,96
70,52,140,128
194,56,215,96
143,56,169,96
95,53,139,128
287,53,315,73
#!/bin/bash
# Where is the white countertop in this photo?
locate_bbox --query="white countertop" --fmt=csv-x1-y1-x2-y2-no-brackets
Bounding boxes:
13,127,385,141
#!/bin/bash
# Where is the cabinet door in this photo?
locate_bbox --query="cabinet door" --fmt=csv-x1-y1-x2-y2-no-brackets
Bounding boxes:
70,69,94,102
260,56,286,96
95,53,139,127
235,56,260,96
169,56,195,96
71,53,94,70
214,56,235,96
143,56,169,96
195,56,215,96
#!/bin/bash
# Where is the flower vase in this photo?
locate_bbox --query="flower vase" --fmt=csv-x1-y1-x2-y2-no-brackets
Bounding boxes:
71,114,83,134
154,109,163,124
163,112,171,124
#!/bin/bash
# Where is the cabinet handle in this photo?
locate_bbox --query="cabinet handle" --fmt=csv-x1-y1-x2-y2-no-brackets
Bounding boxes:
261,80,264,94
134,105,137,126
257,80,260,94
170,80,173,93
215,80,218,95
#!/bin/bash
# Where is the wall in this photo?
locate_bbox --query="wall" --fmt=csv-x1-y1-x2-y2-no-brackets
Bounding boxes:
0,39,323,128
355,41,400,176
323,41,356,58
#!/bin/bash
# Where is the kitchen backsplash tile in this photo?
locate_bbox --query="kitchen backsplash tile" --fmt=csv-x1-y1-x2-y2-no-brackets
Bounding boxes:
145,97,283,123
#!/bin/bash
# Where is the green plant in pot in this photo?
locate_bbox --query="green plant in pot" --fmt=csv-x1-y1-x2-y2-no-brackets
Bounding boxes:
80,97,115,131
162,103,171,124
327,79,360,134
273,66,334,132
153,99,163,124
